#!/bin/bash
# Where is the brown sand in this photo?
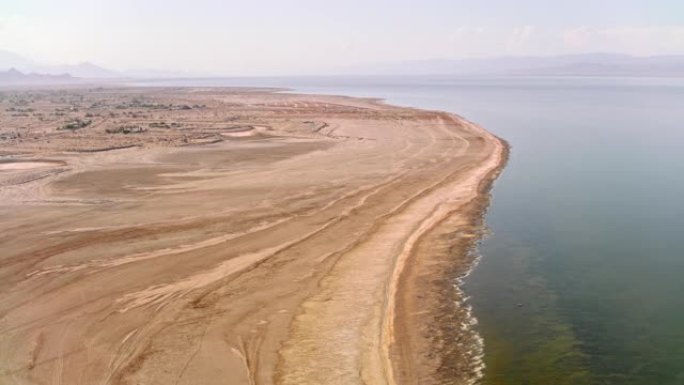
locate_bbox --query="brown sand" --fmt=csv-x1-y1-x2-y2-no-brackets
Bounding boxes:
0,87,506,385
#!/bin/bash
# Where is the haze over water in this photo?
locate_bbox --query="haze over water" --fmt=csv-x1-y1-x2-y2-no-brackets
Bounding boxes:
137,75,684,384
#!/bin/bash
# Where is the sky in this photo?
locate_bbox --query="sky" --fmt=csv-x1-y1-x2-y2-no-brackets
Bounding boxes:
1,0,683,75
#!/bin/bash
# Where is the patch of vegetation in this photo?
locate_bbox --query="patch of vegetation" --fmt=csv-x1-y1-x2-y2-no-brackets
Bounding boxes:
0,132,19,140
11,98,30,106
59,119,92,131
5,107,34,113
148,121,182,129
105,125,146,134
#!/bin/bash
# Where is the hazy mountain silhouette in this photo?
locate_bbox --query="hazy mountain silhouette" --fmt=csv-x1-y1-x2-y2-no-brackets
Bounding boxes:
0,50,119,78
346,53,684,77
0,68,76,85
36,62,120,78
3,50,684,78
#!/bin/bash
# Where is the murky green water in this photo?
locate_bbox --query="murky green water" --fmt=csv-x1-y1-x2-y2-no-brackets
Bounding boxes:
364,76,684,385
143,76,684,384
456,77,684,385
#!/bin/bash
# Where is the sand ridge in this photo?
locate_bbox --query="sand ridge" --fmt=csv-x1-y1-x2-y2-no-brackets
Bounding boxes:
0,87,505,385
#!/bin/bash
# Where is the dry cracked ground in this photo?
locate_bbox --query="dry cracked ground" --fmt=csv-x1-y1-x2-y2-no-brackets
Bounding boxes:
0,87,505,385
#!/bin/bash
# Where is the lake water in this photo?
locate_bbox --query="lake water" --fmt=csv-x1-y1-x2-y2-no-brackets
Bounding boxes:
137,76,684,384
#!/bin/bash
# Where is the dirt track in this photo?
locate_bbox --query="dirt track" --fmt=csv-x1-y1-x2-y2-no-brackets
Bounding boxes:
0,88,505,385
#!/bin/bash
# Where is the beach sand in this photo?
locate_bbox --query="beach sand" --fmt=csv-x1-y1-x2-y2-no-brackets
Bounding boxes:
0,87,506,384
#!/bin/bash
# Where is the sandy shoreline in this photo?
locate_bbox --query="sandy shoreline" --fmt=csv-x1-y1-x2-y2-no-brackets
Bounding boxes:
392,137,509,384
0,87,506,384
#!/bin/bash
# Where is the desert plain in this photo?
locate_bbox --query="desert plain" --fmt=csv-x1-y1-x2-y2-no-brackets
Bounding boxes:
0,87,505,385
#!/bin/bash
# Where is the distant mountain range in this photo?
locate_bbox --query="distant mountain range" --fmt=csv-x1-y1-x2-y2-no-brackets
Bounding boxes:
0,68,78,85
0,50,120,79
2,50,684,81
0,50,200,81
346,53,684,77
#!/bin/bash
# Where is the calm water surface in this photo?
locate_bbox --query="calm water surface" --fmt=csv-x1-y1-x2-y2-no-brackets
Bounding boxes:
139,76,684,384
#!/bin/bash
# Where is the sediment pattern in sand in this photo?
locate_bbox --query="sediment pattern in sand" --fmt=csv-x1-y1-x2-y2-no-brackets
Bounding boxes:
0,88,505,385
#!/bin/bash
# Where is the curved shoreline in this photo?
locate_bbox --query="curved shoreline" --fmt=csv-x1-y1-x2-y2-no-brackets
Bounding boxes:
387,117,508,384
0,87,506,385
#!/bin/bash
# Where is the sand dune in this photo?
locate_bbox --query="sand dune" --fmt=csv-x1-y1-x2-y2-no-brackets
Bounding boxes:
0,88,505,384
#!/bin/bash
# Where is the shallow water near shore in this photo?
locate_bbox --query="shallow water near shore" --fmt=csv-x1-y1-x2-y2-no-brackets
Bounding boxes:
138,76,684,384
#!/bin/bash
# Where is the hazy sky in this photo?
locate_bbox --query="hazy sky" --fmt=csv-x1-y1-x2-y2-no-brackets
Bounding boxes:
1,0,683,75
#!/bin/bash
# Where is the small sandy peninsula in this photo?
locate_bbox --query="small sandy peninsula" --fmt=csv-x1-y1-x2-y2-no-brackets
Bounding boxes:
0,87,506,385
